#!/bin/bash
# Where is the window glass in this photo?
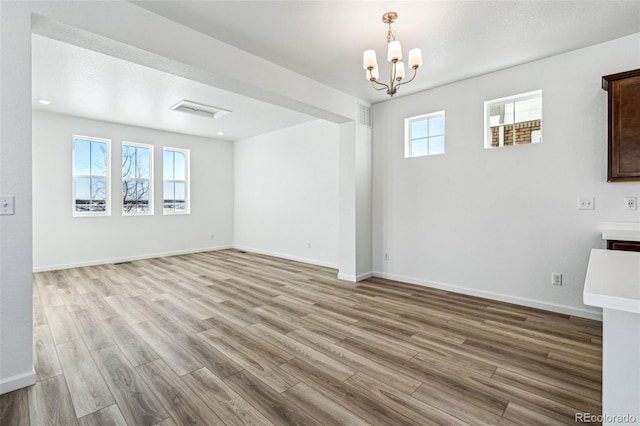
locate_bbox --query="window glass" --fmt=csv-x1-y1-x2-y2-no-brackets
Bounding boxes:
163,148,189,214
122,142,153,215
405,111,446,158
73,136,110,216
485,90,542,148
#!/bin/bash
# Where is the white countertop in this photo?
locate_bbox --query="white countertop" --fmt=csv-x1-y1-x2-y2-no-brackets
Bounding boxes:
583,249,640,314
602,222,640,242
602,229,640,242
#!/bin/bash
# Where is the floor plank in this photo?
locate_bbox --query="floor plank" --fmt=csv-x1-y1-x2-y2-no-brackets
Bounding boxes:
56,339,114,418
136,359,223,425
33,324,62,381
91,345,167,426
27,375,77,426
182,367,273,426
78,405,128,426
0,387,30,426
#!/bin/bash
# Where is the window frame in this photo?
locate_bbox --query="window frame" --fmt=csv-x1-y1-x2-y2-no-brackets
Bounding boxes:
122,141,154,216
484,90,542,149
72,135,111,217
162,147,190,215
404,110,446,158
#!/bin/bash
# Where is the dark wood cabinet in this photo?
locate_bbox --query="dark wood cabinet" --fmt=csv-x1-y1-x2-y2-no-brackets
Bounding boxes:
602,69,640,182
607,239,640,252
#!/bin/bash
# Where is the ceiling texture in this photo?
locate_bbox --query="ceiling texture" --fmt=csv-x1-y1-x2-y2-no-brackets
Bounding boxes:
33,1,640,140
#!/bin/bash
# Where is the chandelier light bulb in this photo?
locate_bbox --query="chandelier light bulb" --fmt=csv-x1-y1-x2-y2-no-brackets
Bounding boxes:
363,50,378,70
387,40,402,62
409,48,423,69
395,62,406,81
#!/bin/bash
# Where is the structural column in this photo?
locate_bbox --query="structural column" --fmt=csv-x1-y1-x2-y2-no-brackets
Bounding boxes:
338,120,373,281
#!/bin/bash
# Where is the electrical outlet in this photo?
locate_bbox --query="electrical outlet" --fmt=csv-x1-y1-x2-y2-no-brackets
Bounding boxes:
0,196,14,215
624,197,637,210
578,197,594,210
384,253,389,261
209,234,214,240
307,242,311,249
552,273,562,286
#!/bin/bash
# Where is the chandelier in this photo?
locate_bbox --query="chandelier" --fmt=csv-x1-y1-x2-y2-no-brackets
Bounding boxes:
363,11,422,97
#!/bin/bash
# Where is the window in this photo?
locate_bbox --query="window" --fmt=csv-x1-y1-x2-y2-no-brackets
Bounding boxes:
122,142,153,215
405,111,445,158
73,136,110,216
485,90,542,149
163,148,189,214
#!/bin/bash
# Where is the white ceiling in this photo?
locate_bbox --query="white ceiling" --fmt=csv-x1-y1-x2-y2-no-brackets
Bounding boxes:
133,1,640,103
33,1,640,141
32,34,314,141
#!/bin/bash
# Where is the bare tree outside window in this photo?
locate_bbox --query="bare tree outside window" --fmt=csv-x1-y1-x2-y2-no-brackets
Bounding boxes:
122,143,153,214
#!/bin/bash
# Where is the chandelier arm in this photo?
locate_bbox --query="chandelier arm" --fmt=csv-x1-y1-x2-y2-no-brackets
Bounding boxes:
370,79,390,91
367,69,391,91
394,67,418,89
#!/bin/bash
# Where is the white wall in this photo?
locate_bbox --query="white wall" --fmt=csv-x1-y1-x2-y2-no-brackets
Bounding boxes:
0,1,35,394
373,33,640,319
234,120,340,268
33,111,234,271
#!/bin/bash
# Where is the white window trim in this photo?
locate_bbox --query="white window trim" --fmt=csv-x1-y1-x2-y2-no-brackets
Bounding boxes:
404,110,446,158
122,141,154,216
72,135,111,217
484,90,542,149
163,147,190,215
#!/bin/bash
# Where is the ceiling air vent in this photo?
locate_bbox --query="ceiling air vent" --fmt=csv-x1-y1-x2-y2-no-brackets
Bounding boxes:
358,104,372,128
169,100,231,119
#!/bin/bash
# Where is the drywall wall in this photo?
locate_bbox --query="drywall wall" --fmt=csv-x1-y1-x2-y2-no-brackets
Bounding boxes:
32,111,234,270
373,33,640,319
234,120,340,268
0,1,35,394
338,121,374,281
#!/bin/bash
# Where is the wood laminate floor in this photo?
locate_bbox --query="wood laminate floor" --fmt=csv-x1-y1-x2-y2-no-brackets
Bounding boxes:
0,250,602,425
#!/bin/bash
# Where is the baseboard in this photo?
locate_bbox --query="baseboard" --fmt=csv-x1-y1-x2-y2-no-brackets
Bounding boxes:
337,271,373,282
233,245,339,269
0,368,35,395
373,271,603,321
32,245,234,272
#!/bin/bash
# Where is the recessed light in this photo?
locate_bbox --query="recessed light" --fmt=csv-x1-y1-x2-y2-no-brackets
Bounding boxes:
38,99,52,105
217,131,225,136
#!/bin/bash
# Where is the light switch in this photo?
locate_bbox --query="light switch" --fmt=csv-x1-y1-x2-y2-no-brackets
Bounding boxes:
1,196,15,215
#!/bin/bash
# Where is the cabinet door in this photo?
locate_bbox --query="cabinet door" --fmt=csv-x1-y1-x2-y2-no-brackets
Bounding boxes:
608,74,640,181
607,240,640,252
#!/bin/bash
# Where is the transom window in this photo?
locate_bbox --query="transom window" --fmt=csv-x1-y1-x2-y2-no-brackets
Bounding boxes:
485,90,542,149
122,142,153,215
405,111,445,158
163,148,190,214
72,136,110,216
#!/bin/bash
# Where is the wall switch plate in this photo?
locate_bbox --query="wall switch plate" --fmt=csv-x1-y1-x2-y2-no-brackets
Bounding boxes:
0,196,15,215
383,253,389,261
624,197,637,210
578,197,594,210
552,273,562,286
